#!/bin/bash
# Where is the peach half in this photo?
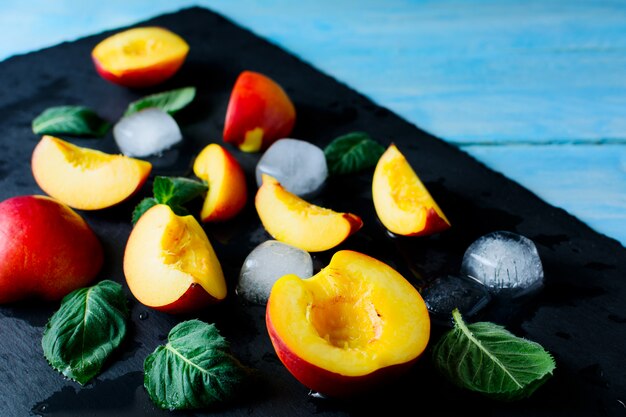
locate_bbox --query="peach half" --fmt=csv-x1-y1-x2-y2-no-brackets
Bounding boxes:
123,204,226,314
255,175,362,252
266,250,430,397
193,143,247,222
31,135,152,210
223,71,296,152
372,144,450,236
92,26,189,88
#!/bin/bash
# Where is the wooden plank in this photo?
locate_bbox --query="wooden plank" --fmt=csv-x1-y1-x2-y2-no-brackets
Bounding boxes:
462,143,626,246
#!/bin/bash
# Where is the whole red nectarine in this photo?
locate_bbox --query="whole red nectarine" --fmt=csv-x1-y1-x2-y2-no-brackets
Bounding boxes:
0,195,104,303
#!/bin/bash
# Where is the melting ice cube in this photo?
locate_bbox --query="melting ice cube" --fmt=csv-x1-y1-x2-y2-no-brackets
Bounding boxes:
237,240,314,305
113,108,182,157
460,230,544,297
255,138,328,198
421,275,491,325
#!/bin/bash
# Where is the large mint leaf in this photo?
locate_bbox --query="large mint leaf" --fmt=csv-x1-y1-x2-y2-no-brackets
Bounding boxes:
144,320,248,410
42,280,129,385
433,309,555,401
324,131,385,175
124,87,196,116
32,105,110,137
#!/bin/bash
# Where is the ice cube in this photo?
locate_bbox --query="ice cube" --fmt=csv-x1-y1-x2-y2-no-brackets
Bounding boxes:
237,240,314,305
255,138,328,198
460,231,544,297
421,275,490,325
113,108,182,157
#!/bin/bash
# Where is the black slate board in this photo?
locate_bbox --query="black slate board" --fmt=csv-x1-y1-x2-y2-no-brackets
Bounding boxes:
1,7,625,417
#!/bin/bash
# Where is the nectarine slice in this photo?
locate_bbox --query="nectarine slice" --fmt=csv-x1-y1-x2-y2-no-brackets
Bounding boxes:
92,26,189,88
266,250,430,397
255,175,362,252
223,71,296,152
124,204,226,314
372,144,450,236
31,135,151,210
193,143,247,222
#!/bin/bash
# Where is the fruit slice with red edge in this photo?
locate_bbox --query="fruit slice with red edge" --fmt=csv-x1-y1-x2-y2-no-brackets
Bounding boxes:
372,144,450,236
223,71,296,152
266,250,430,397
193,143,247,222
255,175,362,252
92,26,189,88
31,135,152,211
123,204,226,314
0,195,103,303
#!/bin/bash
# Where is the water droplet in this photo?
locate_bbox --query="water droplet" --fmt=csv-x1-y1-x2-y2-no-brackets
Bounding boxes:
138,311,149,320
32,403,48,415
307,390,328,399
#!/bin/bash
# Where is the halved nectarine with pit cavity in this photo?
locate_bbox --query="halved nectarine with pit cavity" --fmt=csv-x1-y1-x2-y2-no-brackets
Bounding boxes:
223,71,296,152
123,204,226,314
255,174,362,252
266,250,430,397
92,26,189,88
372,144,450,236
31,135,152,210
193,143,247,222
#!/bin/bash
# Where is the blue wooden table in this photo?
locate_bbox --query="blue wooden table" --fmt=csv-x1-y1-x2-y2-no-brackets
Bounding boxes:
2,0,624,247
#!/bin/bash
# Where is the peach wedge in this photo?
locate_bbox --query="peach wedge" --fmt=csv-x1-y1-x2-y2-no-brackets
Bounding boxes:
124,204,226,314
372,144,450,236
255,175,362,252
193,143,247,222
266,250,431,397
31,135,151,210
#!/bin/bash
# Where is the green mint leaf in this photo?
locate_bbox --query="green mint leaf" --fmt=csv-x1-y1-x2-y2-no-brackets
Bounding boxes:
132,197,158,225
153,176,207,207
42,280,129,385
32,105,110,137
324,131,385,176
124,87,196,116
433,309,556,401
144,320,248,410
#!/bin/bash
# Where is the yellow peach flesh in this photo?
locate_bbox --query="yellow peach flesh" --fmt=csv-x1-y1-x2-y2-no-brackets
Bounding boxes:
255,175,361,252
267,250,430,376
31,136,151,210
193,145,226,218
372,144,449,234
192,143,247,222
239,127,264,152
92,27,188,77
124,204,226,307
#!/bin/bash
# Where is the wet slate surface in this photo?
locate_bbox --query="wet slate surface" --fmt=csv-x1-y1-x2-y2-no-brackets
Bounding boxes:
0,7,625,417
